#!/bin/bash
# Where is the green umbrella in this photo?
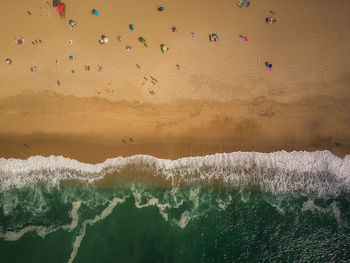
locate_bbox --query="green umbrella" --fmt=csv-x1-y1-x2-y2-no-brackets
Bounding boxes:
161,44,167,53
138,37,147,47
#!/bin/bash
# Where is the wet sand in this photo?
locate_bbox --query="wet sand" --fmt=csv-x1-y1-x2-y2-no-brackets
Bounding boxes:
1,92,349,163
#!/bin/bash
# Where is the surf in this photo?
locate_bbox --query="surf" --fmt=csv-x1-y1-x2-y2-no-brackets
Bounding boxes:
0,150,349,195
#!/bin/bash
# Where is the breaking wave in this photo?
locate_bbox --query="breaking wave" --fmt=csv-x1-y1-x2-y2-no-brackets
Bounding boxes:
1,151,350,263
0,150,349,196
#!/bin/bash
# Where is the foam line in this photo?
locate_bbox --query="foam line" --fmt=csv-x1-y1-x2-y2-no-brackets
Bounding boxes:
0,151,349,195
68,197,125,263
0,201,82,241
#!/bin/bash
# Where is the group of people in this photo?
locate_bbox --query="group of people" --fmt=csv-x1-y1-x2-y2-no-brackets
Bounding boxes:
5,1,278,90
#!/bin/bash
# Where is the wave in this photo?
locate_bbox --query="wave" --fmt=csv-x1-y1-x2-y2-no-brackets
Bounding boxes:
1,151,349,263
0,150,349,196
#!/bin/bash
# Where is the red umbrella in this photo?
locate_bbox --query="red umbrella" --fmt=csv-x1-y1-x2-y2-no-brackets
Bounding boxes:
57,3,64,13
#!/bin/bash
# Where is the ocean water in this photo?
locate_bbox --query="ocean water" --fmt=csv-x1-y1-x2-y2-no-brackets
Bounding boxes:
0,151,349,263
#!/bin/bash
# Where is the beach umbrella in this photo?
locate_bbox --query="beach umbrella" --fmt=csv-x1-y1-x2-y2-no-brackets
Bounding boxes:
57,3,64,13
129,24,135,31
69,20,75,26
268,64,272,68
161,44,168,53
138,37,147,47
92,9,99,16
158,6,164,11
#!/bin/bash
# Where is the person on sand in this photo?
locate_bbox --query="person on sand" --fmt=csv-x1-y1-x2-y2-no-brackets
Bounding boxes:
5,58,12,64
266,17,277,24
68,19,77,30
265,61,273,71
239,35,248,42
99,35,108,45
209,33,219,42
237,0,244,8
15,38,24,45
172,25,177,32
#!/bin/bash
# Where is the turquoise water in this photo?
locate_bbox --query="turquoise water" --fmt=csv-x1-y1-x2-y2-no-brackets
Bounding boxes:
0,152,349,262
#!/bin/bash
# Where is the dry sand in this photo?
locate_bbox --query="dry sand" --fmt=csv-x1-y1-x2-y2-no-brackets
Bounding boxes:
0,0,350,163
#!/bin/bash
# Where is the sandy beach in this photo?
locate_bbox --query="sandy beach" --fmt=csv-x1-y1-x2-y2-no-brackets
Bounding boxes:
1,0,350,163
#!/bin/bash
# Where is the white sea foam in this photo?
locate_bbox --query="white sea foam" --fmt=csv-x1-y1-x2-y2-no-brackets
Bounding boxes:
65,201,81,231
177,210,191,228
0,225,54,241
133,190,171,221
0,200,82,241
68,197,125,263
302,200,325,213
0,151,349,196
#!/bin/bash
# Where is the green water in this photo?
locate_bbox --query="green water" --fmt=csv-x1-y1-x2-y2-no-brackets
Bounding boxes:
0,183,349,263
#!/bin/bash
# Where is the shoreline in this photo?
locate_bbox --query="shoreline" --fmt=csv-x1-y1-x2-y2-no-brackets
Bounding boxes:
1,134,348,164
1,91,349,163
